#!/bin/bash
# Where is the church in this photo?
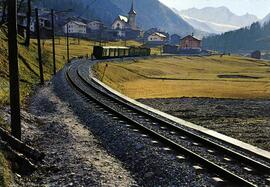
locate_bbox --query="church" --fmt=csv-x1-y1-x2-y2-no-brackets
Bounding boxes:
111,0,140,39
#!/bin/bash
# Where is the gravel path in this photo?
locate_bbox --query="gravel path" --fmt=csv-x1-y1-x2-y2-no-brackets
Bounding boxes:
138,97,270,152
15,78,137,186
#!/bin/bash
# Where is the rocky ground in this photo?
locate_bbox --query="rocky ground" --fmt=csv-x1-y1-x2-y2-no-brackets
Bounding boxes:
3,84,137,186
138,97,270,152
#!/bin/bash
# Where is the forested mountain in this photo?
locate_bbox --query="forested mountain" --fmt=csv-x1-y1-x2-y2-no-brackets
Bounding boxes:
203,22,270,52
34,0,198,35
175,7,258,34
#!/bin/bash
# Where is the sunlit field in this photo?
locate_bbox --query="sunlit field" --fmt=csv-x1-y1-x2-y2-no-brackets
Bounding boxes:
0,31,143,106
94,55,270,99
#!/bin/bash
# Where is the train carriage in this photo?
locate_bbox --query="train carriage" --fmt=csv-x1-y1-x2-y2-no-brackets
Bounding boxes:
93,46,150,59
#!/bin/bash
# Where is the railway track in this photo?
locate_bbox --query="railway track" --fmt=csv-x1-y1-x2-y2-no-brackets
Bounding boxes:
66,60,270,186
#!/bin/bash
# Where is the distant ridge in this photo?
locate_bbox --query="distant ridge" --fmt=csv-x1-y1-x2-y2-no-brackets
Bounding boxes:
35,0,205,36
174,7,258,34
203,21,270,52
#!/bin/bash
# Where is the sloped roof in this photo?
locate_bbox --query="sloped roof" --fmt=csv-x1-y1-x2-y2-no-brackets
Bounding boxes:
151,32,167,38
181,35,201,41
129,0,136,15
118,15,128,23
88,20,102,24
67,20,87,26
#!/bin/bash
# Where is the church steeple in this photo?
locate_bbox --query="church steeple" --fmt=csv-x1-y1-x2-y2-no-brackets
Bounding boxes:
128,0,137,30
129,0,136,15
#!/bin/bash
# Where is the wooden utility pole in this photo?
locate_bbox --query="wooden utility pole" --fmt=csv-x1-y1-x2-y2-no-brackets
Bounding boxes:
51,9,56,75
66,24,70,63
35,8,44,84
8,0,21,140
24,0,31,47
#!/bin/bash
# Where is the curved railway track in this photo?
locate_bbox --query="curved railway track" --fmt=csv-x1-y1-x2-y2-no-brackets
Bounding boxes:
66,60,270,186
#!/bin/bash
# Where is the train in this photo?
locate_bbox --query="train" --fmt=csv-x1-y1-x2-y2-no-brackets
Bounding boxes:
93,46,151,59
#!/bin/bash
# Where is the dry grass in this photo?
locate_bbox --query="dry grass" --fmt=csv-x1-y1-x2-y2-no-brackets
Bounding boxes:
40,38,142,63
0,28,142,106
0,152,13,187
94,55,270,99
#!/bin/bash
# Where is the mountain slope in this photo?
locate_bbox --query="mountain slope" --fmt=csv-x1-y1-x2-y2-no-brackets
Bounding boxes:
110,0,195,35
36,0,123,25
203,22,270,52
176,7,258,33
180,15,239,34
36,0,196,35
261,13,270,25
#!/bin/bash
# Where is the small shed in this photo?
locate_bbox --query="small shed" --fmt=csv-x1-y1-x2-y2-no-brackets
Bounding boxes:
148,32,167,42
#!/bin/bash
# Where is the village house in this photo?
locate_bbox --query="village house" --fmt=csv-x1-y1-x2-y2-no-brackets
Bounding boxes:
148,32,167,42
180,35,202,50
112,15,129,30
87,20,103,31
144,28,169,38
63,20,87,34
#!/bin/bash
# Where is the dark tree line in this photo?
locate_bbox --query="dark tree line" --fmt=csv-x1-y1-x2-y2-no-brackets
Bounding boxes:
202,21,270,53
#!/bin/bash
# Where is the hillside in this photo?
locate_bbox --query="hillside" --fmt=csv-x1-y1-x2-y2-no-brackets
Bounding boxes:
261,13,270,25
35,0,197,35
176,7,258,34
203,22,270,52
0,27,62,106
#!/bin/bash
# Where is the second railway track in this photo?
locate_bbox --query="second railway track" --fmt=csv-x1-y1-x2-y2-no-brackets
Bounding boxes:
66,60,270,186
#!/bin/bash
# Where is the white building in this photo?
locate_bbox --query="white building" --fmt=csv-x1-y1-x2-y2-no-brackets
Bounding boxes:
87,20,103,31
63,21,87,34
112,15,129,30
148,32,167,42
111,0,137,31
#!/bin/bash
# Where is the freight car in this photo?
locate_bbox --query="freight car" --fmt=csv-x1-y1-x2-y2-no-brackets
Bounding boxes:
93,46,151,59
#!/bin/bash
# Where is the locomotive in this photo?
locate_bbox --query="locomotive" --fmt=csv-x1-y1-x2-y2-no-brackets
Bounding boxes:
93,46,151,59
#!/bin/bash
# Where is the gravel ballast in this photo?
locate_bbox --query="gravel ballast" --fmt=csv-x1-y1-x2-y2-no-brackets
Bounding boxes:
138,97,270,152
11,65,222,186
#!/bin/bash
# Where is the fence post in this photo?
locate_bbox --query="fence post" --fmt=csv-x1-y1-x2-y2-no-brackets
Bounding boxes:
8,0,21,140
66,24,70,63
35,8,44,85
51,9,56,75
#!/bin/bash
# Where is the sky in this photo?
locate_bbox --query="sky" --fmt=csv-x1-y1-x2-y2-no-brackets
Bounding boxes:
159,0,270,19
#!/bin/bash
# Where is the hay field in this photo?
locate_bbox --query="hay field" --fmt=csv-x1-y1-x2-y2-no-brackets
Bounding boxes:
94,55,270,99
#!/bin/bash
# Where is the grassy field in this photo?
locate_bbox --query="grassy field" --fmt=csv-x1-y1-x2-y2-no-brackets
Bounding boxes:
94,55,270,99
0,28,142,106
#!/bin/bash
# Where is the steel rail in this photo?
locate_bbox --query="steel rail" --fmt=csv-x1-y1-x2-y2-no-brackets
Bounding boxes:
78,62,270,174
66,63,257,186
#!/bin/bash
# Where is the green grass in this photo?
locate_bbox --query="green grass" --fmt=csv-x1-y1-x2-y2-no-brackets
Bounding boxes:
94,55,270,99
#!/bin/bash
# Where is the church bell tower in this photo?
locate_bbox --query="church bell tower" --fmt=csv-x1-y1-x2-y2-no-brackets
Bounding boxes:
128,0,137,30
